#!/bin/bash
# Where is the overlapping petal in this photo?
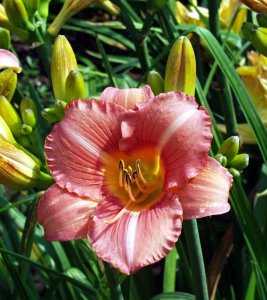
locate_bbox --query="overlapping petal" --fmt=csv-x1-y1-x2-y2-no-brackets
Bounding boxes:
176,157,232,219
120,92,213,189
38,184,97,241
45,99,125,199
100,85,154,109
88,192,183,274
0,49,21,73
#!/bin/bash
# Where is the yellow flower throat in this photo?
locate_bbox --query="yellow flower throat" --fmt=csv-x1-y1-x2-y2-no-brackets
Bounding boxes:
105,148,164,215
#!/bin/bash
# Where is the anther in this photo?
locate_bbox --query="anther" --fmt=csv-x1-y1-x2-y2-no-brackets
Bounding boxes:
119,160,124,188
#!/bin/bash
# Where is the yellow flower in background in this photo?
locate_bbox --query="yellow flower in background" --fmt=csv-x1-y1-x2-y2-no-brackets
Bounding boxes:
175,0,247,33
221,51,267,144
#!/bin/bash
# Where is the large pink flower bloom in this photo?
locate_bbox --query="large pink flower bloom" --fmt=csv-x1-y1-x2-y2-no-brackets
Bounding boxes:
38,86,232,275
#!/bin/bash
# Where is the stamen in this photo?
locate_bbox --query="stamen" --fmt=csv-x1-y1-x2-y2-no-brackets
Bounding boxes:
118,160,124,188
123,170,130,191
136,160,154,186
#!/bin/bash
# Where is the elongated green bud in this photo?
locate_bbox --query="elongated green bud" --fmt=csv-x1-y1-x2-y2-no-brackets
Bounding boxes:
0,95,22,136
0,68,17,101
51,35,78,101
214,153,227,167
38,0,51,18
164,36,196,96
23,0,40,19
256,13,267,27
0,28,10,49
218,136,240,163
147,70,164,96
228,153,249,170
65,70,86,103
242,22,267,56
3,0,34,31
41,107,59,122
20,97,37,128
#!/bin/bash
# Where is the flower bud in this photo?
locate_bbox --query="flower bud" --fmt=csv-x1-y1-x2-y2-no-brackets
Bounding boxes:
0,114,16,144
147,70,164,96
38,0,51,18
20,123,32,135
0,137,52,189
65,70,86,103
228,167,240,178
51,35,78,101
164,36,196,96
41,107,59,122
0,28,10,49
0,68,17,101
242,22,267,56
0,49,21,73
228,153,249,171
20,97,37,128
55,100,66,120
214,153,227,167
48,0,120,36
3,0,34,31
218,136,240,163
0,95,23,137
0,4,29,40
257,13,267,27
241,0,267,14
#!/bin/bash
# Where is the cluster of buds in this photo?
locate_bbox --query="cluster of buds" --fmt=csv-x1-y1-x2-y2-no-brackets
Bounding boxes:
147,36,196,96
42,35,86,122
215,136,249,177
48,0,120,37
0,49,52,190
0,0,51,40
241,1,267,56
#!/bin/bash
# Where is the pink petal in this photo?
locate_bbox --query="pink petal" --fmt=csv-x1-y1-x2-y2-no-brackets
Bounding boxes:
176,157,232,219
0,49,21,73
120,92,212,189
38,184,97,241
100,85,154,109
87,192,182,275
45,99,125,199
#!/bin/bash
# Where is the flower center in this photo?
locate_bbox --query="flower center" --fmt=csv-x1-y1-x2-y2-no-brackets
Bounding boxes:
118,159,161,205
104,148,164,217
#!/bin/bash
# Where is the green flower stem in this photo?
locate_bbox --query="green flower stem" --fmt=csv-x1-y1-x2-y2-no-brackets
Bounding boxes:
103,262,124,300
184,219,209,300
163,246,177,292
207,0,220,39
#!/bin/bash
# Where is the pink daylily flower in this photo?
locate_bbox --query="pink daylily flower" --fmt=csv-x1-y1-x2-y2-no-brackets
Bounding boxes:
38,86,232,275
0,49,21,73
